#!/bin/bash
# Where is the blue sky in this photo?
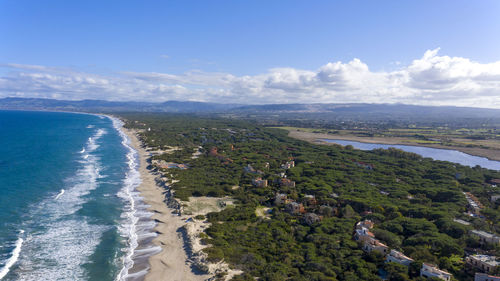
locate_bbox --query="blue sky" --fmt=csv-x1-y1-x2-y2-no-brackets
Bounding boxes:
1,0,500,107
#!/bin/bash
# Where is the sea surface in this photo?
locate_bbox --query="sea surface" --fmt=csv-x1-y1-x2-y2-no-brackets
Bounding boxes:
0,110,155,281
321,139,500,170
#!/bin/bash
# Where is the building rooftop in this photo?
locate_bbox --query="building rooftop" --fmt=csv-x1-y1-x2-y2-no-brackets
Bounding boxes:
469,255,500,267
421,263,452,276
471,230,499,239
389,249,414,261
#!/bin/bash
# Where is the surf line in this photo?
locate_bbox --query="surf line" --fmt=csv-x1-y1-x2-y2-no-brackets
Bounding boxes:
0,230,25,280
109,116,143,281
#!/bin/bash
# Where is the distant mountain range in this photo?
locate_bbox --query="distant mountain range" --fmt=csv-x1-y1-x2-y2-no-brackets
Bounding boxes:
1,97,499,125
0,97,240,113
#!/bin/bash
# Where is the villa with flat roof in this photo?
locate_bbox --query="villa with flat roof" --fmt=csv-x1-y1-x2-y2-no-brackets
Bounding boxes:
466,255,499,274
420,263,452,280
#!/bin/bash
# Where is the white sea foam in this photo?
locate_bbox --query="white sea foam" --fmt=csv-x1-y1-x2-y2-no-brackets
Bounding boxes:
109,117,157,281
87,129,107,152
12,127,108,280
54,189,65,200
0,230,24,280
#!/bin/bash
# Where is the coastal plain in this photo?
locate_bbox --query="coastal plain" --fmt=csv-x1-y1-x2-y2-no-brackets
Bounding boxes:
118,114,500,281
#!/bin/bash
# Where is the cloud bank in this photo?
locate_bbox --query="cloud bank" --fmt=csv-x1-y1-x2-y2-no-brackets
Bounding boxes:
1,49,500,108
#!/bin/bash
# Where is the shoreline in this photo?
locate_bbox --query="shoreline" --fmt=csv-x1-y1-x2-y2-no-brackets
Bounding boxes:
287,130,500,162
121,127,211,281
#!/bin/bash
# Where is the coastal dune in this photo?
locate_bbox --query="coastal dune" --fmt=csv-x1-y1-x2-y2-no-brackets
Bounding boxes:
122,128,210,281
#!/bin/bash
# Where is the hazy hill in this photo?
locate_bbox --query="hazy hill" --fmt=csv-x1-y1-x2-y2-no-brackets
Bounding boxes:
1,97,499,127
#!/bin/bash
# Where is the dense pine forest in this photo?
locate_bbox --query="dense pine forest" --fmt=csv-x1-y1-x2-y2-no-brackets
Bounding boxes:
122,114,500,281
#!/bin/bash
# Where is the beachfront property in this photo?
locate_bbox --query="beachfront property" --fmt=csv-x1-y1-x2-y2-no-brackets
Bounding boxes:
466,255,499,274
475,272,500,281
470,230,500,245
386,249,414,266
420,263,452,280
151,159,188,170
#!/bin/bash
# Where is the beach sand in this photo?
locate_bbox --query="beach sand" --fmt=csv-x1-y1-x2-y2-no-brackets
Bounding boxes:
122,128,210,281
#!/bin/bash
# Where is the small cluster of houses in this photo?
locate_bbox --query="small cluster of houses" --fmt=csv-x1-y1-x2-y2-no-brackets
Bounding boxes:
244,159,326,226
353,220,453,280
464,230,500,280
248,160,296,188
353,219,500,280
273,193,324,225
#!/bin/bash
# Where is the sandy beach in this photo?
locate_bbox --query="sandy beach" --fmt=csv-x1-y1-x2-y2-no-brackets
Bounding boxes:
122,127,210,281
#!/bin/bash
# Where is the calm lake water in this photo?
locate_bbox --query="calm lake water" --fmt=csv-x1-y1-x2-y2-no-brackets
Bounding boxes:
321,139,500,171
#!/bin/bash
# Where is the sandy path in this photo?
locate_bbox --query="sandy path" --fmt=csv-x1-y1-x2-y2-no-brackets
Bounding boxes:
122,128,210,281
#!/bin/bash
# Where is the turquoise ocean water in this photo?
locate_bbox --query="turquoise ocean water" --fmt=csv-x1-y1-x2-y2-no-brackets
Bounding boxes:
0,110,155,281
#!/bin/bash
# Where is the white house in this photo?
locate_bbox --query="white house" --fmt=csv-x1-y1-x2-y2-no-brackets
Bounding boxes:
420,263,452,281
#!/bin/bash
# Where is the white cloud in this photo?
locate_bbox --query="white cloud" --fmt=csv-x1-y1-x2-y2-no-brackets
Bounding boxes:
1,49,500,108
